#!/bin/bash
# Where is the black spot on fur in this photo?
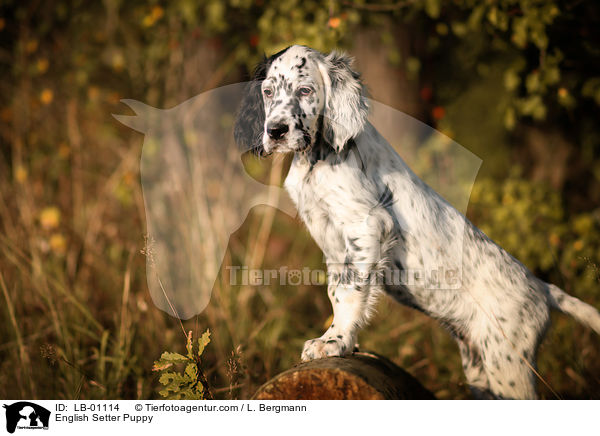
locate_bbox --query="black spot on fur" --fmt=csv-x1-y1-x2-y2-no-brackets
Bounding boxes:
234,47,290,154
348,237,360,251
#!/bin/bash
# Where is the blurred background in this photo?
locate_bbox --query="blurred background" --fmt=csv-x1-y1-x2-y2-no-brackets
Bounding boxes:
1,0,599,400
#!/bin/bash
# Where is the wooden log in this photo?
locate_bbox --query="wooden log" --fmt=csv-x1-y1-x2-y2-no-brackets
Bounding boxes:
252,352,435,400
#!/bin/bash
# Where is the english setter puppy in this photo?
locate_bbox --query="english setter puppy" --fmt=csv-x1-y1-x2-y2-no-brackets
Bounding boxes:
234,45,600,399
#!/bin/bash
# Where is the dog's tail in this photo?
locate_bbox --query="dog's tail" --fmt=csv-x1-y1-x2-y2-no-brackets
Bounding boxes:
547,283,600,335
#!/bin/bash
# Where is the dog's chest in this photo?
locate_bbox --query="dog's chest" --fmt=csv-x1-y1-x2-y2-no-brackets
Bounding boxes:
284,156,347,258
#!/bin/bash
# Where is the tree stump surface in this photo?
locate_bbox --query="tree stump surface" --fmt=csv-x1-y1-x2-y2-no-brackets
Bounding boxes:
252,351,435,400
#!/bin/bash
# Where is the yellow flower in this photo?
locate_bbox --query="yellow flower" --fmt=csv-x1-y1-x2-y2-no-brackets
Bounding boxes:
40,207,60,230
15,165,27,183
573,240,584,251
142,15,154,27
49,233,67,255
558,87,568,98
328,17,341,29
151,5,164,20
143,6,164,27
36,58,49,73
112,52,124,72
549,233,560,247
40,89,53,105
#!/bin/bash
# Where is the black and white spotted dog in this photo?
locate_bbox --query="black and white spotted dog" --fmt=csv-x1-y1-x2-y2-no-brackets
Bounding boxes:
234,45,600,399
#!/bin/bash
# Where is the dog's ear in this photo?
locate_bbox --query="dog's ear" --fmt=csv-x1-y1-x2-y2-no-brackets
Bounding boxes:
234,57,270,155
318,51,369,153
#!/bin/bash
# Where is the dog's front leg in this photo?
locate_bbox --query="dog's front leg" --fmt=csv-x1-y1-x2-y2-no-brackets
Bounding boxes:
301,212,393,361
300,265,360,361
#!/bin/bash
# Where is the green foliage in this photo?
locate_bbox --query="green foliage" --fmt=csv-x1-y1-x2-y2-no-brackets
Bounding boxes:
354,0,600,174
411,0,595,127
153,330,212,399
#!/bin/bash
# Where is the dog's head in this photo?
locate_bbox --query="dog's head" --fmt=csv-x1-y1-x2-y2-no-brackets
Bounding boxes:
235,45,368,155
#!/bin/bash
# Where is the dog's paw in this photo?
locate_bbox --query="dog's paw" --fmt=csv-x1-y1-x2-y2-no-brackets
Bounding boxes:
300,336,351,361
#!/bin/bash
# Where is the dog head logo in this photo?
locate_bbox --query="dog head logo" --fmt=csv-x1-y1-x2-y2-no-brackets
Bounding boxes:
3,402,50,434
114,83,481,318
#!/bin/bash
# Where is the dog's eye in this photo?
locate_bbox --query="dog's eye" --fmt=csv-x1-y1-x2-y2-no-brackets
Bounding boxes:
298,87,313,96
263,88,273,98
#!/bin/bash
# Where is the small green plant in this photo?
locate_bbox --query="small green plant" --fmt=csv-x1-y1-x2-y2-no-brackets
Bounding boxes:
152,329,213,399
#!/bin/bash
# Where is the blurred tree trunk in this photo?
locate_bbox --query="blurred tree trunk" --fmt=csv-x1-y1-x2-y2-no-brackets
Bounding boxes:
352,24,424,120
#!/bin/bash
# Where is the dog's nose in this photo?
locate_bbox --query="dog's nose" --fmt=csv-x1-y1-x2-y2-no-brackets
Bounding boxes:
267,123,289,140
